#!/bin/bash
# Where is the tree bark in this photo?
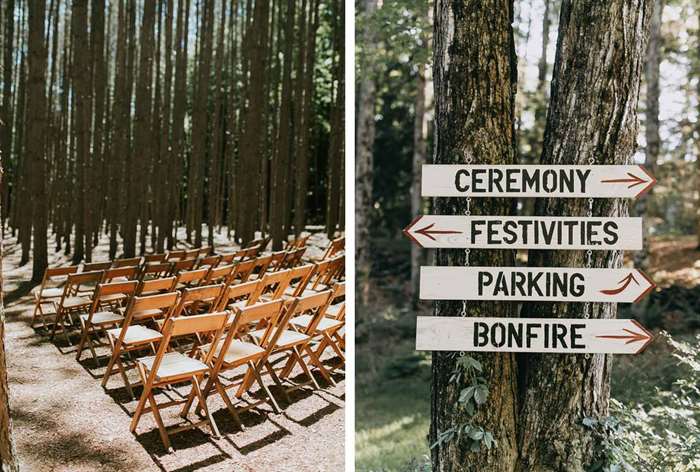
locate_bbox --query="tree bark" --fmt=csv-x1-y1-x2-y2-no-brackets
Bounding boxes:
516,1,651,471
429,2,519,471
326,0,344,241
411,57,429,304
356,0,378,306
27,0,49,282
637,0,663,265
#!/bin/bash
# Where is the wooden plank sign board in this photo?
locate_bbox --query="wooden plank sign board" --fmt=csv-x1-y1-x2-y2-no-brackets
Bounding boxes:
415,316,653,354
403,215,642,250
421,164,656,199
420,266,656,303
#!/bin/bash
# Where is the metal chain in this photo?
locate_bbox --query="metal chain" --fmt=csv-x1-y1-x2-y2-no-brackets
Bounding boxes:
460,155,473,356
584,158,595,359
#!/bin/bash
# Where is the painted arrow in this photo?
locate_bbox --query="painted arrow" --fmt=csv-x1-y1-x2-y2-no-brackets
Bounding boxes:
403,215,644,250
415,316,654,354
420,266,656,303
421,164,656,199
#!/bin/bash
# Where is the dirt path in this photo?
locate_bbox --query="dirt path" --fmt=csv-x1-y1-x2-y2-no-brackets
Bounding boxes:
2,231,344,471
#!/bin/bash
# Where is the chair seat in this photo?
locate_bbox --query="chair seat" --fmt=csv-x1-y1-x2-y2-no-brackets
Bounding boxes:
63,296,92,309
290,315,343,332
325,304,342,318
134,308,163,321
99,293,128,303
107,325,162,345
204,339,264,366
80,311,124,325
250,328,309,348
139,351,209,380
34,287,64,299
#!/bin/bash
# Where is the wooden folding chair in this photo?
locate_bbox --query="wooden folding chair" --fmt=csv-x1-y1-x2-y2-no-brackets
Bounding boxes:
102,265,140,284
229,259,257,284
215,280,261,311
248,255,273,281
246,236,270,252
267,251,287,272
144,253,167,264
250,269,293,304
130,311,228,451
31,265,80,330
167,284,226,325
113,257,143,268
203,264,234,285
168,258,197,275
232,245,260,262
218,252,236,265
198,246,213,257
140,262,172,281
309,255,345,292
193,301,289,427
102,292,180,399
321,236,345,260
282,247,307,269
76,280,139,365
197,254,222,269
289,285,345,378
174,267,209,289
284,235,309,250
49,270,104,344
165,249,186,261
283,264,317,298
82,261,112,272
184,248,201,260
132,276,178,322
276,290,336,386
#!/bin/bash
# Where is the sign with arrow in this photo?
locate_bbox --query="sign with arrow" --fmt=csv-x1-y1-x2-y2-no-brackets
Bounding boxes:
421,164,656,199
403,215,643,250
415,316,654,354
420,266,656,303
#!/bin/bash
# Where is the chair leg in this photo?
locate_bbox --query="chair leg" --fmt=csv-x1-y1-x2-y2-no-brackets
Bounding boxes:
192,376,220,438
264,361,290,403
101,343,120,388
293,346,320,389
305,343,334,386
214,378,243,430
147,391,171,452
250,361,280,414
75,321,89,361
130,366,151,432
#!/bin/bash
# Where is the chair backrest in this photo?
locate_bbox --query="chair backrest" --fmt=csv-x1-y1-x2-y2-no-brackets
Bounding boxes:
82,261,111,272
38,265,80,292
143,253,167,263
120,291,180,341
251,255,273,278
176,267,209,287
230,259,257,283
312,255,344,288
171,284,226,319
113,257,142,268
64,270,104,296
184,248,201,260
292,290,334,333
85,280,138,325
233,245,260,262
285,235,309,250
197,254,222,269
166,249,186,261
245,237,270,251
282,247,306,269
205,264,234,285
286,264,316,297
322,236,345,260
331,281,345,299
215,280,260,310
102,265,139,282
137,276,177,295
170,258,197,274
231,299,286,342
140,262,172,280
198,246,213,257
218,252,236,265
267,251,287,272
249,269,293,304
254,299,299,352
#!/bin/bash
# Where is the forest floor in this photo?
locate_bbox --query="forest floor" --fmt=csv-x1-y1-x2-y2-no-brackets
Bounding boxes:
356,234,700,472
2,228,344,472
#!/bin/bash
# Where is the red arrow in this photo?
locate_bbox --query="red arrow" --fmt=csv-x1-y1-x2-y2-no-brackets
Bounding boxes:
595,320,654,354
403,215,462,247
599,273,639,296
599,166,657,198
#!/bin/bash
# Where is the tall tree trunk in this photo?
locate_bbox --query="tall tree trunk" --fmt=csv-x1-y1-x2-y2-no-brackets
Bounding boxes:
429,1,519,471
517,1,651,471
72,0,90,264
270,0,295,250
356,0,378,306
27,0,49,282
411,59,429,303
1,0,15,229
637,0,663,265
238,0,270,244
326,0,344,240
0,163,19,472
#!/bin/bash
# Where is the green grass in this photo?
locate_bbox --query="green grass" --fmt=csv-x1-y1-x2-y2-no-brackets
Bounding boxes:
356,375,430,472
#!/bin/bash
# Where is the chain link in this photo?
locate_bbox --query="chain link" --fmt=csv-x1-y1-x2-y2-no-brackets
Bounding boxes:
460,155,473,356
584,160,595,359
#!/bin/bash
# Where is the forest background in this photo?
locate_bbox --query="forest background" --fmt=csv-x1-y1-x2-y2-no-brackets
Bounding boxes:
355,0,700,470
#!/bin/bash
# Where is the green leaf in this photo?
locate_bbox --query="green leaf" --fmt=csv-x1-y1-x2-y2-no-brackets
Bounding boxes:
459,386,476,404
469,428,484,440
483,432,495,449
474,385,489,405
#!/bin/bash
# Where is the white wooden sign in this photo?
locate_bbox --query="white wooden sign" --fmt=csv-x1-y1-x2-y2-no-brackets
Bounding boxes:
420,266,655,303
403,215,643,250
421,165,656,199
415,316,653,354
